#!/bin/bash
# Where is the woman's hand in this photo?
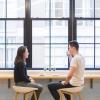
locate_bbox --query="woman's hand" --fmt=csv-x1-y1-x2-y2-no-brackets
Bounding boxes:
29,77,35,83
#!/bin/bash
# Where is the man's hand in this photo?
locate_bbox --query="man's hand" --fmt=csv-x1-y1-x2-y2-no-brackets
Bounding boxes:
66,51,71,56
61,81,68,85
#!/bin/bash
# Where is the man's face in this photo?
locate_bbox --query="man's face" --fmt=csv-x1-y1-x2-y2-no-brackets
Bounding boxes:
68,45,74,55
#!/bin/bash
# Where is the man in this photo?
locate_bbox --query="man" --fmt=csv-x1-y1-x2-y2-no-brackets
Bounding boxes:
48,40,85,100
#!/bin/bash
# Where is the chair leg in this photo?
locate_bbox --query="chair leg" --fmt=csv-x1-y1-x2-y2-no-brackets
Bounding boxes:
24,94,25,100
78,93,83,100
70,94,74,100
25,93,29,100
59,92,63,100
33,91,38,100
58,90,63,100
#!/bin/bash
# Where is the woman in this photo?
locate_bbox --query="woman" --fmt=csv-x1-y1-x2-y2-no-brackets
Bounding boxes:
14,46,43,100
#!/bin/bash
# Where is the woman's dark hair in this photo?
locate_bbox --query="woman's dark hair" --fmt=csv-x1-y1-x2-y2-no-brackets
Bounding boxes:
69,40,79,51
14,46,27,64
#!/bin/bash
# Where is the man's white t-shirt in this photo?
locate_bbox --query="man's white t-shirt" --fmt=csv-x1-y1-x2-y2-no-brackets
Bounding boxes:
69,53,85,86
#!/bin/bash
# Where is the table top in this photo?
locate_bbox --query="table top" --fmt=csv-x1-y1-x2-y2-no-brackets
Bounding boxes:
0,70,100,79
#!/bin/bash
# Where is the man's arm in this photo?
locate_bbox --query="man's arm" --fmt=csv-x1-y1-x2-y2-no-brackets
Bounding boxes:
61,66,77,85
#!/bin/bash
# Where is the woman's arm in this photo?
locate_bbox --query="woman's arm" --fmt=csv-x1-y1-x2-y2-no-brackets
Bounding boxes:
18,62,31,82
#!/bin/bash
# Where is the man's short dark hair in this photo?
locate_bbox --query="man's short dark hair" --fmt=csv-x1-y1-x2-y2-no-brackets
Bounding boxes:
69,40,79,51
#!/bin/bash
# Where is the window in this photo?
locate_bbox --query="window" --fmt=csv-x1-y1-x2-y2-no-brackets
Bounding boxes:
77,20,94,69
0,0,6,18
51,0,69,18
0,0,100,70
77,20,94,43
6,21,23,68
95,0,100,17
0,0,25,18
32,20,68,69
7,0,25,18
0,20,23,68
32,21,49,68
75,0,94,17
31,0,49,18
0,21,5,68
95,20,100,68
31,0,69,69
75,0,100,69
51,20,68,68
31,0,69,18
0,0,24,69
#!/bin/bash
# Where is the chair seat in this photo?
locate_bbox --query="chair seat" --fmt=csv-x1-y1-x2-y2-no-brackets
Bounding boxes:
13,86,38,94
60,86,84,93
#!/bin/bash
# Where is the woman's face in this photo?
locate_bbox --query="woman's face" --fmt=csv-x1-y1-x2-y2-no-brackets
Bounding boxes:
23,48,29,59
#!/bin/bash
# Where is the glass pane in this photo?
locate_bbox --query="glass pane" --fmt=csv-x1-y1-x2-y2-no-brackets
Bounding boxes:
31,0,49,18
75,0,94,17
51,45,68,68
95,45,100,68
7,0,25,18
51,20,68,43
0,0,5,18
77,20,94,43
95,0,100,17
6,45,22,68
32,21,49,43
79,44,94,68
6,21,23,43
0,21,5,43
32,45,49,68
0,45,5,68
51,0,69,18
95,20,100,43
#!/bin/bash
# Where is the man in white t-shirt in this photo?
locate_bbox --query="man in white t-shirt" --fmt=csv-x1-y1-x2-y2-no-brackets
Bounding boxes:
48,40,85,100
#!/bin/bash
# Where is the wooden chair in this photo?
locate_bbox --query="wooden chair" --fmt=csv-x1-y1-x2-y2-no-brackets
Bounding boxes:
58,86,84,100
12,86,38,100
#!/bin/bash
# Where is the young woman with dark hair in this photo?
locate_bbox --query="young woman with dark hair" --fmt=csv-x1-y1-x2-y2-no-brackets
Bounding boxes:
14,46,43,100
